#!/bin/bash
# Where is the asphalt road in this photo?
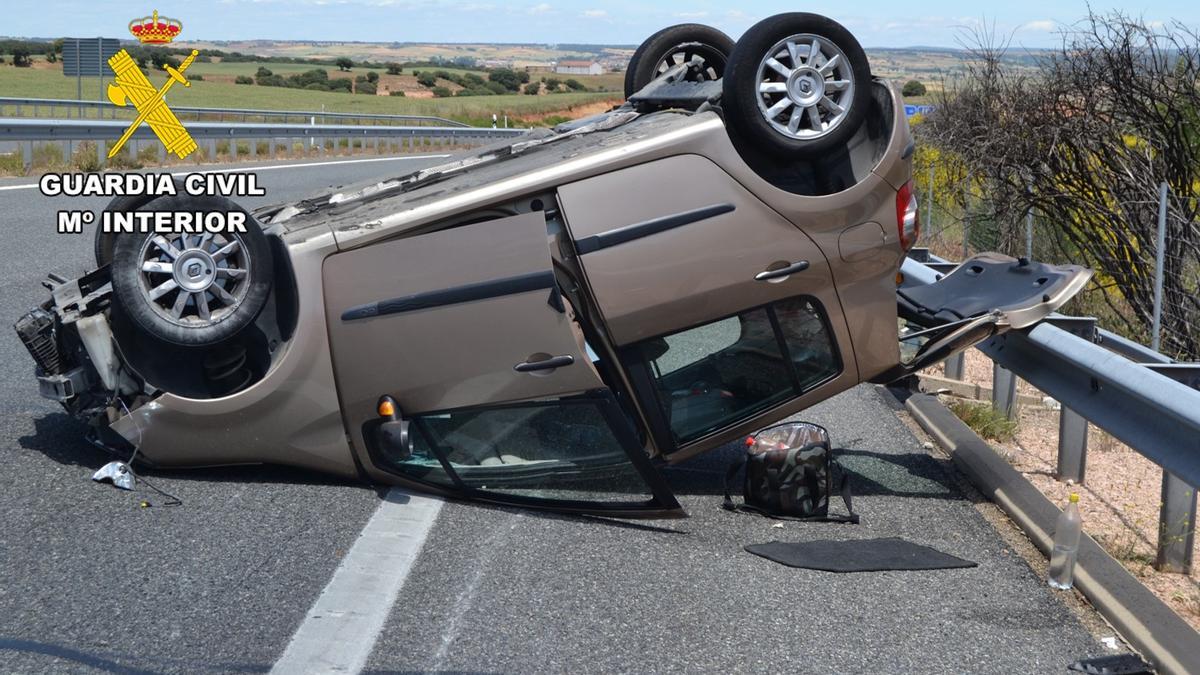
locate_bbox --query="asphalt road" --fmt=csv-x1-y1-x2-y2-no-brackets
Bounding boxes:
1,154,1124,673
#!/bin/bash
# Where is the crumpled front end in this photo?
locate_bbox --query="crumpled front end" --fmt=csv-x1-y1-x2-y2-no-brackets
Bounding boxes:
13,225,357,477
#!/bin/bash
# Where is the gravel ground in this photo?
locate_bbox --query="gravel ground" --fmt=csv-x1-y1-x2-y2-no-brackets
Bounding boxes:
933,349,1200,631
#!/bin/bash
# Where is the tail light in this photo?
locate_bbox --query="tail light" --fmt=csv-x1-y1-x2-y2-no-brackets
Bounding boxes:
896,180,920,251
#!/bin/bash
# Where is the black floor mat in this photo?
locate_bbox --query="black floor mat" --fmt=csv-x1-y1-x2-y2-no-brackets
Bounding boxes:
745,537,978,573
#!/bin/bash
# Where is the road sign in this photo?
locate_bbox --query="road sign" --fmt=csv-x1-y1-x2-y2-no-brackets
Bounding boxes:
62,38,121,77
61,38,122,110
904,104,936,118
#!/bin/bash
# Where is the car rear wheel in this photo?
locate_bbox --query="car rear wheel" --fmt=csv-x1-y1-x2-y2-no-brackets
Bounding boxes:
723,13,871,158
110,194,273,347
624,24,734,98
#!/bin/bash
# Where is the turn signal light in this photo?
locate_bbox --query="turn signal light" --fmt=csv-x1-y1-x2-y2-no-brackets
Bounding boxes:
378,398,396,418
896,180,921,251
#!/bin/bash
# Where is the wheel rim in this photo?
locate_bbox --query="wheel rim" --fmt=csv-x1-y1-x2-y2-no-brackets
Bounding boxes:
754,33,855,141
137,231,251,328
653,42,726,82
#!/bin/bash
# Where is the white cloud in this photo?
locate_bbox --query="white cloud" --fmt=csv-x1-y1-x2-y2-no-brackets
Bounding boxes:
581,9,607,18
675,11,708,19
527,3,552,14
1022,19,1056,32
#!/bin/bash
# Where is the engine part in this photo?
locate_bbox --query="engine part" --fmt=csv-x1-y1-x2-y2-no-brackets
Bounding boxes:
14,307,63,374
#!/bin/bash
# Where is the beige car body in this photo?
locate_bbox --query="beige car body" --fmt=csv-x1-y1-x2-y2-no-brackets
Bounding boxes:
17,76,1085,517
109,82,910,482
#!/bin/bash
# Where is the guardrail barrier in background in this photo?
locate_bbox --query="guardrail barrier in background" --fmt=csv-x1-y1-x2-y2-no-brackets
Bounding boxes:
903,250,1199,574
0,118,528,170
0,96,471,128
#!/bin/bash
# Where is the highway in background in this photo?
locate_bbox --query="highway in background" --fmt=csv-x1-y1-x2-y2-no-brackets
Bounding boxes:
0,154,1126,673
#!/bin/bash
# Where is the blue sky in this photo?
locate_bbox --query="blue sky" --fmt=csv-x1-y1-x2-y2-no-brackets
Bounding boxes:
4,1,1197,47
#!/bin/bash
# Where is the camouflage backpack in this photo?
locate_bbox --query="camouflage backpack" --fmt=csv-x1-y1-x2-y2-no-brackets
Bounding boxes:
722,422,859,523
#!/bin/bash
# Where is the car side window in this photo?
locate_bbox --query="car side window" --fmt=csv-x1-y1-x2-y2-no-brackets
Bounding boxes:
377,397,659,504
637,297,840,444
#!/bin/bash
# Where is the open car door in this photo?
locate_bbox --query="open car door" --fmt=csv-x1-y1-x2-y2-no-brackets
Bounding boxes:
323,211,682,518
875,252,1093,381
556,155,859,462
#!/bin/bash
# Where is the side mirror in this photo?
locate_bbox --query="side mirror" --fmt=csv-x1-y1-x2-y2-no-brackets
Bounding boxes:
375,395,413,461
378,420,413,461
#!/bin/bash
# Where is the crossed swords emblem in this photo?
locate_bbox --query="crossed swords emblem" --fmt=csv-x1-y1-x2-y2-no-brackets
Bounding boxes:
106,49,200,159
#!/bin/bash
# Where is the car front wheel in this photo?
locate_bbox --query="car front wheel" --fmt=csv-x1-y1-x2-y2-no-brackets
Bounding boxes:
109,194,273,347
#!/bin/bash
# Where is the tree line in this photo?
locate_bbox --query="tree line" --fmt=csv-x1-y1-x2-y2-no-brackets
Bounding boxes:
919,11,1200,358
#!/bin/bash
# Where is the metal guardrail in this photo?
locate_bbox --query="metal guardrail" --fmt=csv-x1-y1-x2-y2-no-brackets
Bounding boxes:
0,118,528,170
901,252,1200,574
0,96,470,128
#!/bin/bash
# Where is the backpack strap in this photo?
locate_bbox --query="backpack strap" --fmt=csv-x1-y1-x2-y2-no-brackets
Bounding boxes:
823,457,860,524
722,452,748,512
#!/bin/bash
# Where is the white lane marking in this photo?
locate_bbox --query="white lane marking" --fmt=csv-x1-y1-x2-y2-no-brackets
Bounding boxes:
271,488,444,675
0,154,453,192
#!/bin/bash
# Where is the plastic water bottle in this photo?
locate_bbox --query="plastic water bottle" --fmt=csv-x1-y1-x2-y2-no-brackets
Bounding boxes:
1048,493,1082,589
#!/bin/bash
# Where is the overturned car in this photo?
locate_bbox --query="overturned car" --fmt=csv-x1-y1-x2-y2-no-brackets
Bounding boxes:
16,13,1090,517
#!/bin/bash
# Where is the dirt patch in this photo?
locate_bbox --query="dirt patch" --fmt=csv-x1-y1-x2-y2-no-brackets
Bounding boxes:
929,349,1200,630
519,98,622,122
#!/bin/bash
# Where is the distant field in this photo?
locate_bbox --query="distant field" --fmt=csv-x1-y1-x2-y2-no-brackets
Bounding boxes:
0,61,622,126
177,40,634,65
186,61,625,92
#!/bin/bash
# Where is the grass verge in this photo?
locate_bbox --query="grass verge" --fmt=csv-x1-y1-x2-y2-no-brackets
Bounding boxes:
947,399,1019,442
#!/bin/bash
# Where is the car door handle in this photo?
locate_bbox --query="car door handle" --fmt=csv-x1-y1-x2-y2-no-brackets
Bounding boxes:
514,355,575,373
755,261,810,282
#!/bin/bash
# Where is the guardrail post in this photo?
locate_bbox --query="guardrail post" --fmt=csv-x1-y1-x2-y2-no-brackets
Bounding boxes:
1057,408,1088,484
1043,316,1098,485
944,353,965,380
96,139,105,168
992,362,1017,419
22,141,32,172
1146,363,1200,574
1157,472,1196,574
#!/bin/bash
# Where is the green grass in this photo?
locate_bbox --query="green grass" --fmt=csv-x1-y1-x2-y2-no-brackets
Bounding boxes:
947,399,1019,442
0,64,621,126
189,61,385,77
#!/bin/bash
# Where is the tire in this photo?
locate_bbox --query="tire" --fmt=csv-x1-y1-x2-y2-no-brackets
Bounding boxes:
110,194,273,347
95,177,188,267
723,13,871,158
624,24,734,98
